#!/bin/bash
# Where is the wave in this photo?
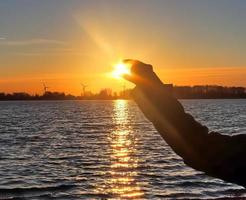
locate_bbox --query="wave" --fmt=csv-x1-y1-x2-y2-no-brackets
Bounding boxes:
0,184,74,195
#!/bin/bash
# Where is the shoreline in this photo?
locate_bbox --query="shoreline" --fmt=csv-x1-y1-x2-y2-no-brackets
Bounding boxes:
1,98,246,101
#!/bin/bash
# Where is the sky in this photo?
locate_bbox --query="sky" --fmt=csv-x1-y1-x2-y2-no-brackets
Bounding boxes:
1,0,246,95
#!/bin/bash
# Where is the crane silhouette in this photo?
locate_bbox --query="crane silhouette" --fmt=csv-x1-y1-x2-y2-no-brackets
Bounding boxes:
81,83,88,96
42,82,50,94
122,84,127,98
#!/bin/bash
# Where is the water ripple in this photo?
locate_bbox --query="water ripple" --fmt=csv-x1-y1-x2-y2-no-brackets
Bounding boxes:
0,100,246,199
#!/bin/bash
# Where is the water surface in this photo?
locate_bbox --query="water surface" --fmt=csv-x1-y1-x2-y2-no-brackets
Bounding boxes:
0,100,246,199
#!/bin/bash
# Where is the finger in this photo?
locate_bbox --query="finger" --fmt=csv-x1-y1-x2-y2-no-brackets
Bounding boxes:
122,74,136,84
122,59,138,64
124,59,152,72
123,59,150,67
123,59,144,74
123,59,142,69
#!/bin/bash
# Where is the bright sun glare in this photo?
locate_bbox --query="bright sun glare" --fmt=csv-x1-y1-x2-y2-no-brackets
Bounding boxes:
112,63,131,79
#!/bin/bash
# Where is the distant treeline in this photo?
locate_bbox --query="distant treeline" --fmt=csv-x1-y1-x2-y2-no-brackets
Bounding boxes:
0,88,132,101
173,85,246,99
1,85,246,100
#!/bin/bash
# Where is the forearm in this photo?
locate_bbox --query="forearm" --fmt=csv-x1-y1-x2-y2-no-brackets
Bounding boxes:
132,86,214,169
133,85,246,181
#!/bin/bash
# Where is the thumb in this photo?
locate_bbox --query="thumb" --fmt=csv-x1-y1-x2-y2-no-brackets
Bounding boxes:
122,74,136,85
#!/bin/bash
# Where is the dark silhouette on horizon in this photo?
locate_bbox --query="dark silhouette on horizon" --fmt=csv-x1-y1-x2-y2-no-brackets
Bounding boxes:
0,89,132,101
123,59,246,188
0,85,246,101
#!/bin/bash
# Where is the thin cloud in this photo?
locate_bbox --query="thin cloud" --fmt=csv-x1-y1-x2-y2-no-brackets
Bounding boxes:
0,38,67,46
0,37,6,40
8,47,94,57
13,51,92,57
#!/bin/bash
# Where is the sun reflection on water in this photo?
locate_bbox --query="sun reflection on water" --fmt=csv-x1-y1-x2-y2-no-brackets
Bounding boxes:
96,100,144,199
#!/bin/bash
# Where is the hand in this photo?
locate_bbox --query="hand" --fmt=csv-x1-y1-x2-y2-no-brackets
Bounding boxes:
123,59,163,88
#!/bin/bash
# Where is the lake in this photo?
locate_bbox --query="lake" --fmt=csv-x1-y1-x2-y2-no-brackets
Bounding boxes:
0,99,246,199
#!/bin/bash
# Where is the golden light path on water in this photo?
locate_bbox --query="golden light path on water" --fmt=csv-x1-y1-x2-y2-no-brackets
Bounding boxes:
96,100,144,199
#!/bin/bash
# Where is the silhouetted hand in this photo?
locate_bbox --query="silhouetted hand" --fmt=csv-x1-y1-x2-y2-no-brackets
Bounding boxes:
123,59,163,89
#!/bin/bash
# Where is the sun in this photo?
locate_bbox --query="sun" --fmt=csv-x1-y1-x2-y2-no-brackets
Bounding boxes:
111,62,131,79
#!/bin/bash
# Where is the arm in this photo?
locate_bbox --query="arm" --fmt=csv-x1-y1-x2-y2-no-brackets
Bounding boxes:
124,59,246,187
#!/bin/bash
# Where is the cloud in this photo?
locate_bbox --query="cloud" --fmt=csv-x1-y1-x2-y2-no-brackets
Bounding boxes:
0,38,67,46
13,51,91,57
0,37,6,40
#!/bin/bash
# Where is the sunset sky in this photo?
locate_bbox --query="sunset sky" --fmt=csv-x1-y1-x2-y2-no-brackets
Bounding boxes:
1,0,246,95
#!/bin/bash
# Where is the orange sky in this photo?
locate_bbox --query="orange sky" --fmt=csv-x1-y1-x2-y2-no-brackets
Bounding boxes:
1,1,246,95
1,66,246,95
